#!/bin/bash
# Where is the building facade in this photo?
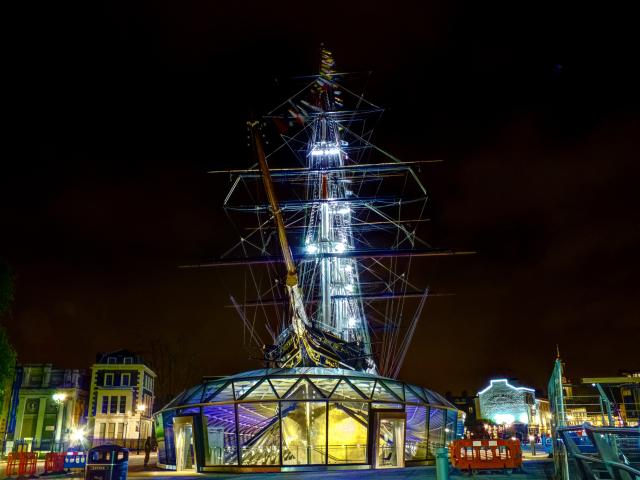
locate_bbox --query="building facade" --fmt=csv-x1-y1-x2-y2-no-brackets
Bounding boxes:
87,350,156,448
477,378,551,436
4,364,89,452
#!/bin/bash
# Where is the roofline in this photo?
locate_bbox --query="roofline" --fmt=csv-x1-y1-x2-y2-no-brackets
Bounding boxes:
478,378,535,395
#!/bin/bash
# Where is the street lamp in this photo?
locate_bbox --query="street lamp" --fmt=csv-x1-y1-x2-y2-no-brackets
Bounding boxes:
136,404,146,454
52,393,67,452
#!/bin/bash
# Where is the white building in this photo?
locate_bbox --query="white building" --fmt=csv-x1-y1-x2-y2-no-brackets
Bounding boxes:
87,350,156,448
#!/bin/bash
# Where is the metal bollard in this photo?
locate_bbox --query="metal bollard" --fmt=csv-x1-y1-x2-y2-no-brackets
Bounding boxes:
436,446,450,480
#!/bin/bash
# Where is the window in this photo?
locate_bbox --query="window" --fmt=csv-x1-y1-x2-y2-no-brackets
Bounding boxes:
101,396,109,414
107,423,116,439
105,373,114,386
110,396,117,414
121,373,131,386
107,357,116,364
98,423,106,439
118,422,125,439
124,357,133,364
119,396,126,414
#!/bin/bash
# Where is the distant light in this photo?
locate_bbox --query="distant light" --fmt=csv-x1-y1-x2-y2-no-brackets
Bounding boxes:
528,435,535,442
334,242,346,253
52,393,67,402
511,436,517,441
337,207,351,215
136,404,146,412
311,147,340,156
444,428,450,433
347,317,357,328
70,427,86,443
306,244,318,254
494,413,515,425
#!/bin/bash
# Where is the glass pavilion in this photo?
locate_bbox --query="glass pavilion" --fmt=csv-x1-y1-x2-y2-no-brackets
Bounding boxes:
154,368,462,472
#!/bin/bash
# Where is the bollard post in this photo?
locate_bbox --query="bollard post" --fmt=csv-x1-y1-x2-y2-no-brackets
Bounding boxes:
436,447,450,480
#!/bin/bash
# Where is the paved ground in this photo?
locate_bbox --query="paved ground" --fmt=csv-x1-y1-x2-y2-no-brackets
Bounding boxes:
2,453,554,480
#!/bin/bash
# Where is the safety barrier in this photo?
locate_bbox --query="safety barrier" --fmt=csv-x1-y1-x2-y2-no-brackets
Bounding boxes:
4,452,39,477
44,452,67,474
449,438,522,473
5,452,20,476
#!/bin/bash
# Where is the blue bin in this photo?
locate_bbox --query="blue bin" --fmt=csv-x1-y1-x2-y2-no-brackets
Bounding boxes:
85,445,129,480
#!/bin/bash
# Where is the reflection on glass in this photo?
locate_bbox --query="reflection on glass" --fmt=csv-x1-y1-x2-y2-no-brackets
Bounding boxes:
237,403,280,465
405,405,427,461
428,408,445,457
282,401,326,465
202,405,238,465
327,402,368,464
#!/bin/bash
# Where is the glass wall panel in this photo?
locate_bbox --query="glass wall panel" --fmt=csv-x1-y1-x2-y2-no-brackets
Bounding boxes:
327,402,368,464
281,401,327,465
237,403,280,465
428,408,445,457
445,410,457,443
405,404,427,461
202,405,238,465
160,410,176,466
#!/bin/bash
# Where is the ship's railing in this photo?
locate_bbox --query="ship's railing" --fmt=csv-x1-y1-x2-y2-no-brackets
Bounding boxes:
555,424,640,480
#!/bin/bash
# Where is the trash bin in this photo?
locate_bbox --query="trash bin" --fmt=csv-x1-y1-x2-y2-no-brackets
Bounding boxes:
85,445,129,480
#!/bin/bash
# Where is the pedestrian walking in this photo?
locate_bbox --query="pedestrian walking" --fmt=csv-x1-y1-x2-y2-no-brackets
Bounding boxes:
144,436,152,468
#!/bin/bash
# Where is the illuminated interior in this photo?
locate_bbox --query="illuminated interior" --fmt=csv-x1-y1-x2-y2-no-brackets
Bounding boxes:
155,368,460,471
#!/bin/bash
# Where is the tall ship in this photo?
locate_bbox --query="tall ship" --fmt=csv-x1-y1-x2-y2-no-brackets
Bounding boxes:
155,49,465,473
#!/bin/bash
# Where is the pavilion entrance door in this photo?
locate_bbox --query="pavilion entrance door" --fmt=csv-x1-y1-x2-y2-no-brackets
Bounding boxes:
174,416,196,472
373,412,405,469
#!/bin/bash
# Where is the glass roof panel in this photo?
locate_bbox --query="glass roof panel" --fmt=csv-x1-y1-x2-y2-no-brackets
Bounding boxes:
284,378,323,400
242,379,278,401
404,384,426,403
202,381,226,403
233,380,260,400
371,381,398,402
269,378,298,398
382,380,404,401
348,378,375,398
331,379,366,400
210,383,235,403
309,377,340,398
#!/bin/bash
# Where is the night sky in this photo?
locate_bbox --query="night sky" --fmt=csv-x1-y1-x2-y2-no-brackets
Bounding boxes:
3,1,638,399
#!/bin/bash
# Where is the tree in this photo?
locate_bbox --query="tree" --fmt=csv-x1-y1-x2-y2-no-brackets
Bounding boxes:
0,325,16,392
0,261,14,318
0,261,17,399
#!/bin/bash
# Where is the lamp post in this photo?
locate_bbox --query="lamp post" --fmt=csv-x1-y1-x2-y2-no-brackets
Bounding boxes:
136,404,146,454
52,393,67,452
